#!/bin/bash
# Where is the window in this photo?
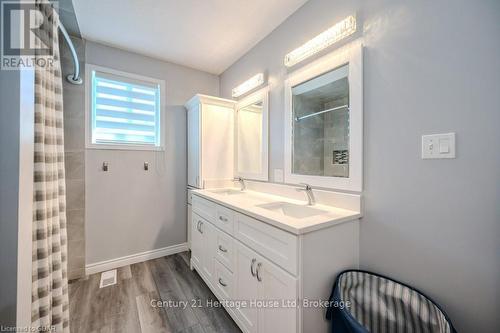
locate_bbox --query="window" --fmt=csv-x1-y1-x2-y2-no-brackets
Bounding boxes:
86,65,165,150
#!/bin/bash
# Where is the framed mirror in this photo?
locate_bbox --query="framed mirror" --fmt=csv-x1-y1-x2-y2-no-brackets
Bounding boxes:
284,42,363,191
235,87,269,181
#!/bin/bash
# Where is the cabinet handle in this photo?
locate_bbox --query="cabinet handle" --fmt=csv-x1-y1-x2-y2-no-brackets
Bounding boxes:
250,258,257,277
218,245,227,253
256,263,262,282
199,221,203,234
219,216,228,222
218,278,227,287
196,221,200,232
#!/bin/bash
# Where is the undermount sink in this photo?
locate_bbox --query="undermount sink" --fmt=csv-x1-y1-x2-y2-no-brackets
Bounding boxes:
209,188,245,196
256,202,327,219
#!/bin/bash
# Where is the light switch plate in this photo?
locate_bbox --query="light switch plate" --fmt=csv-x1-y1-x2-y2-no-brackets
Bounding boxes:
274,169,284,182
422,132,456,159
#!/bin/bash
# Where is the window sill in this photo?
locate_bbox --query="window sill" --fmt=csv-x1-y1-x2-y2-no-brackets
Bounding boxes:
85,143,165,152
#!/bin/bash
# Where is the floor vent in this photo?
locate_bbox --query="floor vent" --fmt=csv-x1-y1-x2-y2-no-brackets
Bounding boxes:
99,269,117,288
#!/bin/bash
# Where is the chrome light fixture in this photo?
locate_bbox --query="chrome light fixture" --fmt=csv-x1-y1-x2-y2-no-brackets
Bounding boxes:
231,73,264,98
284,15,356,67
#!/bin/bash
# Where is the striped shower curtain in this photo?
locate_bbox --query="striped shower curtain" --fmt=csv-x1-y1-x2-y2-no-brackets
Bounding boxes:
31,1,70,332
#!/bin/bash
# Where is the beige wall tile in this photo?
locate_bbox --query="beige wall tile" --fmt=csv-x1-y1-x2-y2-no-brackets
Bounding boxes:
65,151,85,180
68,239,85,260
64,117,85,151
67,212,85,241
68,267,85,281
66,179,85,210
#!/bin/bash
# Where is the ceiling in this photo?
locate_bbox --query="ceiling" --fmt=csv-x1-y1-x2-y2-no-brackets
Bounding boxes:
72,0,309,74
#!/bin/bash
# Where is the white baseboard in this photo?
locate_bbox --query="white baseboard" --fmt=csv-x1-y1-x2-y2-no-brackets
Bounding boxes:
85,242,188,275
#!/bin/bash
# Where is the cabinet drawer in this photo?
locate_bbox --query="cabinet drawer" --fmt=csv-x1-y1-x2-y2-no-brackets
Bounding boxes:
214,259,234,300
215,230,234,272
192,195,216,222
234,212,298,275
214,204,234,235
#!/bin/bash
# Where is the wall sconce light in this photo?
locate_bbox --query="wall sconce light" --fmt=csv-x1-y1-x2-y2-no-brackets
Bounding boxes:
284,15,356,67
231,73,265,98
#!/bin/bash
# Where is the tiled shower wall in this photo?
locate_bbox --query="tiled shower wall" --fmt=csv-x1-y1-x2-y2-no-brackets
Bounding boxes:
61,36,86,280
323,97,349,177
292,97,325,175
292,96,350,178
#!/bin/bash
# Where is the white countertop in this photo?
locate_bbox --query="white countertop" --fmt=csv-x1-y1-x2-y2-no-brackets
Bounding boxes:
192,188,362,235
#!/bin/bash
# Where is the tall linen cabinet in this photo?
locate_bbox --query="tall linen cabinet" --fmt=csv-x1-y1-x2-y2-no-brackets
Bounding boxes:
185,94,236,189
185,94,235,250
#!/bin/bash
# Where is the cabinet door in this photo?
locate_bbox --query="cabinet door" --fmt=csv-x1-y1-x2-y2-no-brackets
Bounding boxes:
201,103,234,182
257,256,298,333
187,204,192,250
201,220,216,283
235,242,259,333
191,213,204,269
187,104,201,188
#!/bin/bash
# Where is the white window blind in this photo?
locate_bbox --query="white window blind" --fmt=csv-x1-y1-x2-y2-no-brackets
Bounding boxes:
90,70,162,148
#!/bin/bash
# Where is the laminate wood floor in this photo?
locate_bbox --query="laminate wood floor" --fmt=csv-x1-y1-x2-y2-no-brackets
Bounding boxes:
68,252,241,333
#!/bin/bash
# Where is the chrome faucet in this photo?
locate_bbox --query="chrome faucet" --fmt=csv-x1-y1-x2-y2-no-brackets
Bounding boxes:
233,177,246,191
297,183,315,205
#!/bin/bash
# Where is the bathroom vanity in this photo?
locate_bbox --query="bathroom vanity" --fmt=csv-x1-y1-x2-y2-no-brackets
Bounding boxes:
187,41,364,333
190,187,361,333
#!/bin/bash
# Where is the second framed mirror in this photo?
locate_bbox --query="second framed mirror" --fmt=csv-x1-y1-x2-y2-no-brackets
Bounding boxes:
235,87,269,181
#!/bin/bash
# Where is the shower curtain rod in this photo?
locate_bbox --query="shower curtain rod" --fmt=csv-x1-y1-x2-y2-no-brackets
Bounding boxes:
294,104,349,122
58,22,83,85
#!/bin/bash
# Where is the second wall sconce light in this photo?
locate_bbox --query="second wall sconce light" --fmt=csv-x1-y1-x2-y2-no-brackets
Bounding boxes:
231,73,265,98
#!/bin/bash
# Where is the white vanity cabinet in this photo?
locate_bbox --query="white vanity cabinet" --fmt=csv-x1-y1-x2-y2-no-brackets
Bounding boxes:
190,193,360,333
185,94,236,189
190,212,204,273
234,243,260,333
235,241,298,333
191,212,217,287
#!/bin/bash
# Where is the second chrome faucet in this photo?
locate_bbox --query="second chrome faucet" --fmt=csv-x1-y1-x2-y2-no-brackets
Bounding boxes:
233,177,246,191
297,183,315,206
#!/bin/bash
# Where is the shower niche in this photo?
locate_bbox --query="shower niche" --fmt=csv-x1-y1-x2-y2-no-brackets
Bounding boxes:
284,42,363,191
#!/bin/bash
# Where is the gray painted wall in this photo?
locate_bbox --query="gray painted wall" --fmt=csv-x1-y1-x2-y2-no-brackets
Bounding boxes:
219,0,500,331
0,62,20,328
84,41,219,264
